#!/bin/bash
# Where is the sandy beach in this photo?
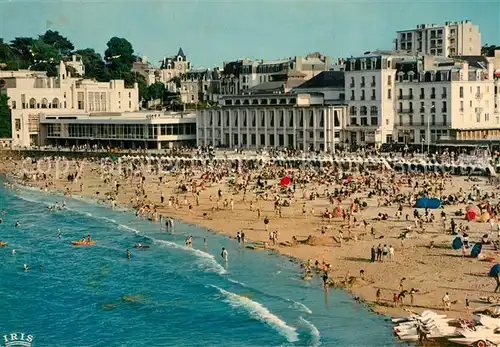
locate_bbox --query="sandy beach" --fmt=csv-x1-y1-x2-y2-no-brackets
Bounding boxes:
4,154,500,321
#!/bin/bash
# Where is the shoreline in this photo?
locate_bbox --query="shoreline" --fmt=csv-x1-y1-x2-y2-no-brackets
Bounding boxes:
4,157,500,324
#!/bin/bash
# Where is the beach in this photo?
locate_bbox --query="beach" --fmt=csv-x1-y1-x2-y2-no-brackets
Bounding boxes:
4,154,500,322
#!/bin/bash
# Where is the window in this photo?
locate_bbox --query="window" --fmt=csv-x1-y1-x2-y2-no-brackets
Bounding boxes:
351,90,355,100
309,111,314,127
15,119,21,131
420,114,424,125
443,114,447,125
431,114,436,126
388,89,392,99
11,101,16,109
387,75,391,86
261,111,265,127
29,98,36,108
270,111,274,127
460,101,464,111
459,87,464,98
288,111,294,127
52,98,59,109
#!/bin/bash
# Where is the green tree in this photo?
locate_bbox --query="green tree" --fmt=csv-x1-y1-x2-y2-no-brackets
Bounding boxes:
104,37,135,74
73,48,110,81
9,37,35,62
482,44,499,57
39,30,74,56
0,94,12,138
147,82,166,101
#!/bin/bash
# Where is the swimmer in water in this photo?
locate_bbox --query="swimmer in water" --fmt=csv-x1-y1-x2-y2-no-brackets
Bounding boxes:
203,238,207,247
39,265,43,271
57,229,62,239
15,221,20,227
23,264,28,271
126,249,131,259
12,249,16,255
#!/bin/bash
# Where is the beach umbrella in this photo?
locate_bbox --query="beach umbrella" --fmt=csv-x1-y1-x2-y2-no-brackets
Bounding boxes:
489,264,500,277
280,176,291,186
452,237,463,250
471,243,483,258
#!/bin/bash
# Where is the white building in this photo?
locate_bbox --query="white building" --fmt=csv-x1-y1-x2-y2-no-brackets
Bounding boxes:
344,51,409,147
1,61,139,147
65,55,85,76
395,20,481,57
394,55,495,144
39,111,196,149
197,88,346,151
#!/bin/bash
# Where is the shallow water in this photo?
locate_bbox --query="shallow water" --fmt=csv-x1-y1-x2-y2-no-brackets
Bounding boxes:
0,181,399,346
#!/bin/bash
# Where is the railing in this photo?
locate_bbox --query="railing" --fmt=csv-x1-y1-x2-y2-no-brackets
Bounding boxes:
399,109,414,113
360,83,365,88
371,82,376,87
441,94,447,98
441,108,447,113
360,96,365,100
430,94,436,99
349,83,355,88
371,96,376,100
419,94,425,99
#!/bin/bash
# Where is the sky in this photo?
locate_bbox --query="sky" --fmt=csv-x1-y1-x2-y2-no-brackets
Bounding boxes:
0,0,499,69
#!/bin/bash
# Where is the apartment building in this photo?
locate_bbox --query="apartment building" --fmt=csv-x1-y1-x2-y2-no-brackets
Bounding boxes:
344,51,409,147
395,20,481,57
220,52,330,96
394,55,495,145
39,111,196,149
196,89,346,151
179,68,221,104
158,48,191,92
1,61,139,147
131,56,158,86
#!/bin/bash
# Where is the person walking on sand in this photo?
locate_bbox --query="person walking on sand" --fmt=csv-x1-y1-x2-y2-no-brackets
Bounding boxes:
264,216,269,231
370,246,376,263
389,245,395,261
442,292,451,311
494,273,500,293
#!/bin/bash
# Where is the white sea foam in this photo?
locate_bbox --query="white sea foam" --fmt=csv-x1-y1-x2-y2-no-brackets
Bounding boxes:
227,278,247,287
298,317,321,346
211,285,299,343
155,239,227,275
289,300,312,315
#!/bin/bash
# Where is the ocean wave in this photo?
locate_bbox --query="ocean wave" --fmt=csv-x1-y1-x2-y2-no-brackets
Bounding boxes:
210,285,299,343
227,278,247,287
298,317,321,346
288,300,312,314
154,239,227,275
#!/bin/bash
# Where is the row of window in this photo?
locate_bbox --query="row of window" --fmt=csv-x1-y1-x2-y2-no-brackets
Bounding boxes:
14,98,63,110
224,98,296,106
397,114,448,126
46,124,196,139
202,110,341,129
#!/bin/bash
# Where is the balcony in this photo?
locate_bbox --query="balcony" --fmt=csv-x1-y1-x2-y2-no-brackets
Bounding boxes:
371,95,376,100
360,96,365,100
350,96,355,101
441,108,447,113
371,82,376,87
360,82,365,88
401,94,414,100
419,107,425,112
459,108,464,112
441,94,447,98
430,94,436,99
419,94,425,99
399,108,414,113
350,83,355,88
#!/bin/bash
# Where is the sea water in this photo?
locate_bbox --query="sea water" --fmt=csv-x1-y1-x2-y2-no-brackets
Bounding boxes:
0,180,399,346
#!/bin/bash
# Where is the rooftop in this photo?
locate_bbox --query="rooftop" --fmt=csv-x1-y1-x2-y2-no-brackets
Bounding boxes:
294,71,345,89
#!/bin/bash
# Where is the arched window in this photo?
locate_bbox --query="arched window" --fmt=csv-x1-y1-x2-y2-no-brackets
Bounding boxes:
349,106,357,115
360,106,367,115
370,106,378,115
41,98,48,108
29,98,36,108
52,98,59,109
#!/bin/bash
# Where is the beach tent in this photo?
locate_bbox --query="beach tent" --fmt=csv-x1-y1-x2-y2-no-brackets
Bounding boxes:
471,243,483,258
415,197,441,209
490,264,500,277
280,176,291,186
466,210,477,221
452,237,463,250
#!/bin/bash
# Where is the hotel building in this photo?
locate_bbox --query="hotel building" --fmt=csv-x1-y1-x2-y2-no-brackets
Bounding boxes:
197,71,347,151
38,111,196,149
180,68,221,104
344,51,409,147
1,61,139,147
394,55,496,144
395,20,481,57
158,48,191,92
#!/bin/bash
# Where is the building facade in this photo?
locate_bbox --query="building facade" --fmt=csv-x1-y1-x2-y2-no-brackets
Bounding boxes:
180,68,221,104
395,20,481,57
1,61,139,147
344,51,407,147
196,93,346,151
132,56,158,86
394,55,495,145
158,48,191,92
220,53,331,96
39,111,196,149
